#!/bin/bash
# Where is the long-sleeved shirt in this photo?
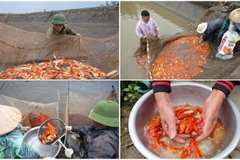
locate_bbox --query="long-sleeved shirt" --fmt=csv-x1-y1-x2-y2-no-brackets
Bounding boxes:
203,18,225,42
135,17,160,38
152,81,239,97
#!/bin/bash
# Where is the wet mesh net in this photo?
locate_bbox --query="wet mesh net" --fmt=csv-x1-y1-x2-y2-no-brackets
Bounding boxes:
0,22,119,79
66,87,118,126
135,4,240,79
0,94,59,127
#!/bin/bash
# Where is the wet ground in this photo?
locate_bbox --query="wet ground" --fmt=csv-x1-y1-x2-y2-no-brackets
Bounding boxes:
120,2,190,79
121,81,240,158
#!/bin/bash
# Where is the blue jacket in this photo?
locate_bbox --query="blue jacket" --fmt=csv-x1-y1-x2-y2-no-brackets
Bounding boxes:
203,18,225,41
71,125,119,158
0,125,40,159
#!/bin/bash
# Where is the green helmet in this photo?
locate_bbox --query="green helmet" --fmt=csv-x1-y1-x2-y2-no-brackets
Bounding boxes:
89,100,119,127
52,13,68,25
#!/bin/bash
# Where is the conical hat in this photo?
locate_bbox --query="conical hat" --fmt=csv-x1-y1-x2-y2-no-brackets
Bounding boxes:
197,22,208,33
230,8,240,23
0,105,22,135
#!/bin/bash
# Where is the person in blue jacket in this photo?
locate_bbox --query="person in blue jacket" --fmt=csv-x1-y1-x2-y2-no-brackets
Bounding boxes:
0,105,40,159
197,18,225,43
66,100,119,159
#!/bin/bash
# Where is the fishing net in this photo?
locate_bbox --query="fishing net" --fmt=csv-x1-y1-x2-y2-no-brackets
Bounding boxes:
135,3,240,79
66,86,119,126
0,22,119,79
0,94,59,128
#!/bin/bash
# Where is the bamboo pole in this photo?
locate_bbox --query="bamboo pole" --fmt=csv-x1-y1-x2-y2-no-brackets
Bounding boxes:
146,38,152,79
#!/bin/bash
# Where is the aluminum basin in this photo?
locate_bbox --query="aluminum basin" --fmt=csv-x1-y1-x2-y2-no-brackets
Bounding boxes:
129,81,240,158
23,127,61,158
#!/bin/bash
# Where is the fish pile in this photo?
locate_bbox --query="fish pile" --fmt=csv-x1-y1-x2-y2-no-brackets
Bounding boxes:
0,57,106,80
30,114,50,127
39,122,57,144
151,36,210,79
146,104,224,158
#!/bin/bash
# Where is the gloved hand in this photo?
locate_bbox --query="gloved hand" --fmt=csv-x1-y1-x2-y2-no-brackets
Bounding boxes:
65,148,74,158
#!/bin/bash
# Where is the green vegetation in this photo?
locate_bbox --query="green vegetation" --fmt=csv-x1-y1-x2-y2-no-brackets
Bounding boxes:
122,83,140,103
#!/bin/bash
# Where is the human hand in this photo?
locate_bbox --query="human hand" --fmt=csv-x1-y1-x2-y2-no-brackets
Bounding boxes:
154,92,185,143
196,89,226,142
22,126,31,132
157,34,161,39
197,34,204,43
65,148,74,158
